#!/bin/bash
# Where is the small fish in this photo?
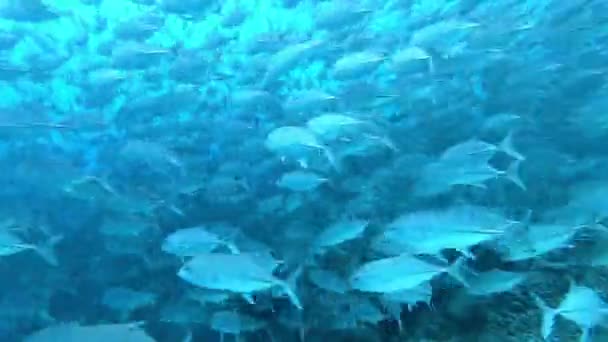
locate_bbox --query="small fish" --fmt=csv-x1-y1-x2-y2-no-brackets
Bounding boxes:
533,281,608,341
101,287,157,320
187,288,231,305
381,281,433,311
463,269,526,296
113,13,164,40
25,322,155,342
314,2,372,30
0,230,62,266
283,89,337,114
391,46,433,74
265,126,338,170
414,157,526,196
373,205,510,258
276,170,329,192
63,176,118,201
230,89,280,111
178,253,302,309
410,20,481,54
331,51,386,79
306,113,366,142
111,41,171,70
162,226,239,257
481,113,524,136
350,254,469,293
0,230,36,257
313,218,369,254
496,222,583,262
221,4,248,27
263,39,324,86
440,132,525,163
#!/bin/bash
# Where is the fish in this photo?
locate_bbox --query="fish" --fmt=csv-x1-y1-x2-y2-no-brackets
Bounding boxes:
331,51,386,79
0,231,37,257
414,134,527,196
3,0,608,340
101,287,157,320
533,281,608,341
63,176,118,201
440,133,525,162
314,1,372,30
230,89,281,111
276,170,329,192
283,89,337,114
111,41,172,70
0,0,64,22
159,0,215,18
262,39,324,87
162,226,240,257
462,269,526,296
381,281,434,311
113,13,164,41
313,218,369,255
24,322,155,342
306,113,367,142
349,254,469,293
265,125,338,169
496,222,584,262
414,156,526,196
409,20,481,56
391,46,433,74
0,230,62,266
372,205,511,258
178,253,302,309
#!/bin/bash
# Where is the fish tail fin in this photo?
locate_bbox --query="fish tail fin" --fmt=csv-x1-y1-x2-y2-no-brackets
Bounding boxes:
363,133,399,152
520,209,533,227
322,147,341,172
580,328,593,342
428,55,435,75
182,330,192,342
226,243,240,254
504,160,527,190
276,280,303,310
241,293,256,304
498,131,525,161
298,326,306,342
34,235,63,266
532,293,556,340
288,265,304,284
446,257,474,287
168,204,186,217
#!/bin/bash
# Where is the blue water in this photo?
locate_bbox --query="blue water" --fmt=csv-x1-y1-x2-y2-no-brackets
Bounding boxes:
1,0,608,341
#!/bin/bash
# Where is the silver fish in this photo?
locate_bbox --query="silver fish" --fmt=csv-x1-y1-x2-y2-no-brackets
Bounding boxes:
350,254,468,293
178,253,302,309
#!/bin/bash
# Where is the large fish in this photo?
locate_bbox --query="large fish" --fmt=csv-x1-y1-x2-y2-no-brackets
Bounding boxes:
349,254,469,293
178,253,302,309
533,281,608,341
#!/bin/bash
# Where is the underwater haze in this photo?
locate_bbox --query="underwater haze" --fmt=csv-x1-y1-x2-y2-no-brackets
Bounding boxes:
1,0,608,341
